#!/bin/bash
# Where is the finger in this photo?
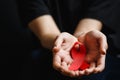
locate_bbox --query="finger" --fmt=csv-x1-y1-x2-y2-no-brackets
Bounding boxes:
61,42,72,51
74,44,80,51
54,35,64,48
74,70,80,77
78,70,85,76
61,61,83,78
63,56,73,65
77,32,85,43
53,55,62,71
63,37,78,52
52,46,60,53
98,34,108,55
85,62,95,75
94,54,106,73
65,39,80,52
65,42,76,52
53,55,75,77
60,61,76,77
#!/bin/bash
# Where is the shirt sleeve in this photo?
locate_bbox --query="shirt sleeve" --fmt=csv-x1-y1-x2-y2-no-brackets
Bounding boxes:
17,0,50,26
84,0,120,31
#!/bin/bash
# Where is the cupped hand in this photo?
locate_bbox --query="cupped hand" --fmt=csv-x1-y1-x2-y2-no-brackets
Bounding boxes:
78,30,108,75
52,32,82,77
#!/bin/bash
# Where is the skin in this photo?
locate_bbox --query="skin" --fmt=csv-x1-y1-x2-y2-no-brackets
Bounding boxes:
28,15,108,78
53,31,108,77
74,18,108,75
28,15,61,49
52,32,79,77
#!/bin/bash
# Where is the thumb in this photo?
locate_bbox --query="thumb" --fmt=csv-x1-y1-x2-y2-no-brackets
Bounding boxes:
52,46,60,54
77,32,86,43
98,35,108,55
54,35,64,49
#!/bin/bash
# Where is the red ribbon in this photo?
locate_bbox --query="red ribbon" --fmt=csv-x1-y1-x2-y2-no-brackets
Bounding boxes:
69,42,90,70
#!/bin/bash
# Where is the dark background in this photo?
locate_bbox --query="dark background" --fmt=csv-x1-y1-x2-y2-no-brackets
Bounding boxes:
0,0,35,80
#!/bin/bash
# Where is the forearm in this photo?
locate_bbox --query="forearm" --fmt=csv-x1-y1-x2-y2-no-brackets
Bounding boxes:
74,18,102,37
28,15,61,49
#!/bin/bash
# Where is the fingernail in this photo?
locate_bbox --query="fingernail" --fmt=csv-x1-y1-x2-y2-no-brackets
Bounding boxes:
75,44,80,51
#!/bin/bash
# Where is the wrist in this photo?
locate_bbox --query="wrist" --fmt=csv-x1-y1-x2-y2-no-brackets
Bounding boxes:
74,29,101,38
74,32,85,38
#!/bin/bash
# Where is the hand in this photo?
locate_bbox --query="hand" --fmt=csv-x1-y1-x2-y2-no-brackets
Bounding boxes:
77,30,108,75
52,32,81,77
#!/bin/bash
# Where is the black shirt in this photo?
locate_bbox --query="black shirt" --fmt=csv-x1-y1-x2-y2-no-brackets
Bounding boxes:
17,0,120,49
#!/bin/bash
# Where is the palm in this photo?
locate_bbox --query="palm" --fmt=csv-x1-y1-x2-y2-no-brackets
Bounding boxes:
78,30,108,74
52,32,78,77
85,31,100,62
